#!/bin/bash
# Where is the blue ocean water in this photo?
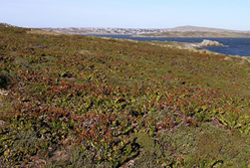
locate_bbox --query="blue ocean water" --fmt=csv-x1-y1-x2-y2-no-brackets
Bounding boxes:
90,35,250,57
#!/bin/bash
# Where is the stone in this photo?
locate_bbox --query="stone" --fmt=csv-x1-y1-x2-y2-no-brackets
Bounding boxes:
199,39,224,47
184,39,224,48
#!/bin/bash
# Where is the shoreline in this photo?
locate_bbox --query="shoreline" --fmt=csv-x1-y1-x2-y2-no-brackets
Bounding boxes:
33,30,250,57
41,29,250,38
132,35,250,38
84,33,250,38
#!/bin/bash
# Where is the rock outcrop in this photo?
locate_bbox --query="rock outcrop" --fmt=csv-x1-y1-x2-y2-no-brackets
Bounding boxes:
199,39,224,47
185,39,224,48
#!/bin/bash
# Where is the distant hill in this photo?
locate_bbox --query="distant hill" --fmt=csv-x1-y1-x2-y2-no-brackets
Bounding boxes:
138,31,250,38
164,25,239,32
9,23,246,37
137,26,250,37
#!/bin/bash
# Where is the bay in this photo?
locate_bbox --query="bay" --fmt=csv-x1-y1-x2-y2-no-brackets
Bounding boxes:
88,35,250,57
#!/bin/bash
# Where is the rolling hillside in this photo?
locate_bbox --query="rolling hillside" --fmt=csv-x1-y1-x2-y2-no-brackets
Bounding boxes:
1,24,250,167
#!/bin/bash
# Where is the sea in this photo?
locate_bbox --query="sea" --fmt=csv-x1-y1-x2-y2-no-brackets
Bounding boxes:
89,35,250,57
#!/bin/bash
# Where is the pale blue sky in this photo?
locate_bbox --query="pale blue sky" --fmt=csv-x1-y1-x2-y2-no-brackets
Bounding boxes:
1,0,249,30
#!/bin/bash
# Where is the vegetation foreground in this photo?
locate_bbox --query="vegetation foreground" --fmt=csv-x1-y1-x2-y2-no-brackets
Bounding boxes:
2,24,250,167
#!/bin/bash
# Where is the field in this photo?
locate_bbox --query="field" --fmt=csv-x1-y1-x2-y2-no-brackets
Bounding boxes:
1,24,250,167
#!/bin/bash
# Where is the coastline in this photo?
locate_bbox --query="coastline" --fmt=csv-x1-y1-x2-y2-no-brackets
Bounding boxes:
97,36,240,57
134,31,250,38
34,29,250,57
133,35,250,38
147,40,250,58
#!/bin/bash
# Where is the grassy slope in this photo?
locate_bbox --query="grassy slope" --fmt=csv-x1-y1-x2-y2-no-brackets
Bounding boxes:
1,25,250,167
138,31,250,37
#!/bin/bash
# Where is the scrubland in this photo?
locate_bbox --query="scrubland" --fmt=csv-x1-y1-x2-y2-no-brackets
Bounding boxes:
1,24,250,167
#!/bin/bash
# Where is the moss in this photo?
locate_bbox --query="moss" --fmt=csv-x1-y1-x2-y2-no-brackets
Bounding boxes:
133,133,172,167
0,129,39,167
13,57,30,70
12,130,39,155
0,102,12,115
47,145,112,168
158,123,250,167
196,124,250,166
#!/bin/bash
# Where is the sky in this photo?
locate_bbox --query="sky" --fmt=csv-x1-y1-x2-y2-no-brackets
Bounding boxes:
1,0,250,30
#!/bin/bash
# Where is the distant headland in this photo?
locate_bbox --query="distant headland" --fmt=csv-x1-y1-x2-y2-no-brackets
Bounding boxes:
41,25,250,38
1,23,249,38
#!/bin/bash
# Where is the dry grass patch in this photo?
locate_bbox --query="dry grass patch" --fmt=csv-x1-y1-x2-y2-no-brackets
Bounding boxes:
27,29,62,36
